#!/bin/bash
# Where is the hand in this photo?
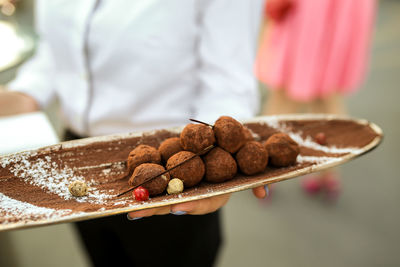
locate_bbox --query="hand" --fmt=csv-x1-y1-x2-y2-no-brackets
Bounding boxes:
265,0,293,22
127,193,231,219
0,88,39,116
252,185,269,199
127,185,270,219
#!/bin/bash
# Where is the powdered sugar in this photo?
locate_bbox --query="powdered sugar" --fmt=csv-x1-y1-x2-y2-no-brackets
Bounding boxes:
289,134,362,154
4,152,123,205
1,151,37,168
113,198,131,206
297,155,342,164
264,120,363,155
0,192,73,223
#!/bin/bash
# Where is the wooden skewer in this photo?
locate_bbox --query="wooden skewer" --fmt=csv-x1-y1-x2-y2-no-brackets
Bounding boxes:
117,144,214,197
189,118,213,128
190,118,259,142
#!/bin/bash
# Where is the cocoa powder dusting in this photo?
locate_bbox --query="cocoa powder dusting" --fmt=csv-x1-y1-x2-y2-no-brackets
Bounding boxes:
0,119,381,230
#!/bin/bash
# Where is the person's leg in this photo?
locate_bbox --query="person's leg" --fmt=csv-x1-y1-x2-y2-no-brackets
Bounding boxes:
301,170,341,201
76,212,222,267
75,216,133,267
124,212,222,267
307,93,347,115
262,89,303,115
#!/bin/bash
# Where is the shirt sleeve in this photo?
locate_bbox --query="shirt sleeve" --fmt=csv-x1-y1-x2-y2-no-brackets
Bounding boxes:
7,0,56,109
193,0,264,124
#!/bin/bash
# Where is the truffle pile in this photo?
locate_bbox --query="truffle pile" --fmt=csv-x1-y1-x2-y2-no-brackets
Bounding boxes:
126,116,300,198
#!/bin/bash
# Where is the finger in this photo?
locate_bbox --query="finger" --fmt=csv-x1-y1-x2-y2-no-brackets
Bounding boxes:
252,185,268,199
127,205,171,219
171,193,231,215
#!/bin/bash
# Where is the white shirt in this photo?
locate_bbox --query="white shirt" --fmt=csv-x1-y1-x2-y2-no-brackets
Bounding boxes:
9,0,263,136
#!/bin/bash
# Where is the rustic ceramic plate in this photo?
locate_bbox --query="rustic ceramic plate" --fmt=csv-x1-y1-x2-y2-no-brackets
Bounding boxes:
0,114,382,231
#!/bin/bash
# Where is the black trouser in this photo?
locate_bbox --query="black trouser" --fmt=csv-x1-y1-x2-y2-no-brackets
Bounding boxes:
65,130,222,267
76,212,222,267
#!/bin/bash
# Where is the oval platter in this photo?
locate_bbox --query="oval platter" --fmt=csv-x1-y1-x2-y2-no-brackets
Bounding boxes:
0,114,383,231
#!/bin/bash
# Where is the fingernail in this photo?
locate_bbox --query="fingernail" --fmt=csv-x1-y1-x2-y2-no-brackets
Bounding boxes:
264,185,270,198
171,211,187,216
127,214,142,221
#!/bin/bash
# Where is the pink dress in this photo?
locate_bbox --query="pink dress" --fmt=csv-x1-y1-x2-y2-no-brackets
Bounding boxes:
255,0,376,102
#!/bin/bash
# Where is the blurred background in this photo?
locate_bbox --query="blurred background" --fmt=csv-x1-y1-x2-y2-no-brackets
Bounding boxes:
0,0,399,266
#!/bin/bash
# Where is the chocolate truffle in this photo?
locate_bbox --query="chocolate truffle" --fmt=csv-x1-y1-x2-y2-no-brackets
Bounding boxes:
128,163,170,196
158,137,183,162
166,151,205,187
127,144,161,174
203,147,237,183
68,180,88,197
167,178,184,195
263,133,299,167
236,141,268,175
214,116,246,153
180,124,215,154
